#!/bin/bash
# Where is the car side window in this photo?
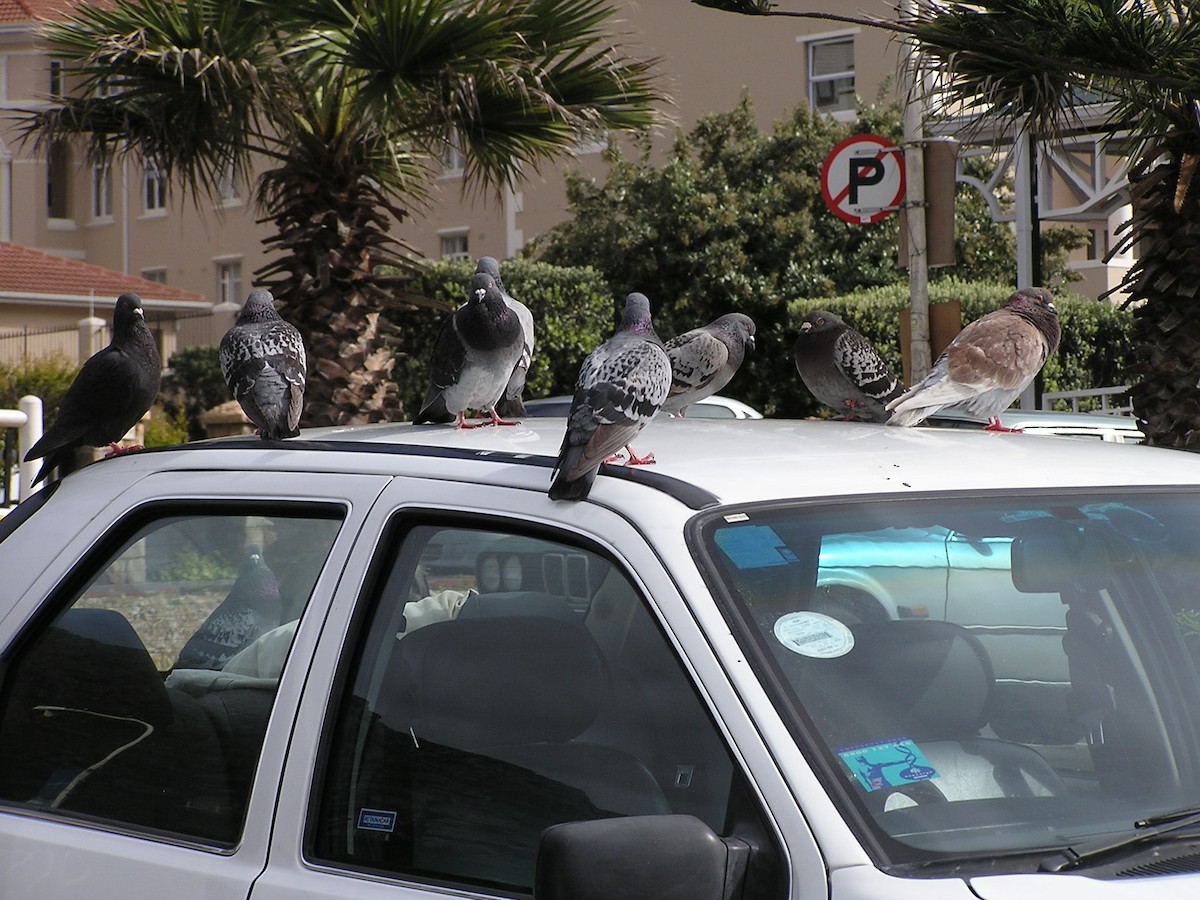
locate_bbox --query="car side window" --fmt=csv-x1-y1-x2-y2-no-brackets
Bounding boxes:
0,507,342,845
312,522,762,893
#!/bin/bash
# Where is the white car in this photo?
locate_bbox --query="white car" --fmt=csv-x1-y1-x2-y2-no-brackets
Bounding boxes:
3,418,1200,899
523,393,764,418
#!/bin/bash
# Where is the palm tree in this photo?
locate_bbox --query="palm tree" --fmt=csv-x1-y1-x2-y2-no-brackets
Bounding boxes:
696,0,1200,448
28,0,663,426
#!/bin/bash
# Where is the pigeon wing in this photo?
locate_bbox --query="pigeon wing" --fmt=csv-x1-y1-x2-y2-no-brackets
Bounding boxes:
832,329,901,403
666,329,728,398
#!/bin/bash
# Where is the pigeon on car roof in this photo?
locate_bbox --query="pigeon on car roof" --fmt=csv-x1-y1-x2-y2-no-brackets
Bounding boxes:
219,289,307,440
24,292,161,485
549,292,672,501
660,313,756,417
794,309,901,423
475,256,535,419
415,271,526,429
886,287,1060,431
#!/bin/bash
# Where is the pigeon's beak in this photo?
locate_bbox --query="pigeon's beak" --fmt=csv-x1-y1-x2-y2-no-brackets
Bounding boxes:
748,334,757,351
800,322,812,333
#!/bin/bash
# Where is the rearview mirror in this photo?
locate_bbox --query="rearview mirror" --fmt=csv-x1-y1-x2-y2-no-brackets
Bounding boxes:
534,814,748,900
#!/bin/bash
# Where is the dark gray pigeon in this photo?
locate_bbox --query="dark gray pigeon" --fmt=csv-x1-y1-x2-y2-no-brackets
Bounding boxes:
219,289,307,440
549,293,672,501
414,272,525,428
173,547,282,670
794,310,901,422
887,287,1060,430
24,292,161,485
475,256,535,419
660,313,756,416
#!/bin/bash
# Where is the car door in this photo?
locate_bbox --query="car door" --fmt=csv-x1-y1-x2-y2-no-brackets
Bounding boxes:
250,476,809,900
0,470,390,900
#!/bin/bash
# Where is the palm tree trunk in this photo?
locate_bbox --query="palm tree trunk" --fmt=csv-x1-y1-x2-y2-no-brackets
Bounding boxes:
1121,142,1200,450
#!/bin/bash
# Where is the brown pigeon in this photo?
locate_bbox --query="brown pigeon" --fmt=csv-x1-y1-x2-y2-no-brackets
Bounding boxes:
549,293,671,501
794,310,901,422
660,313,756,416
886,287,1060,430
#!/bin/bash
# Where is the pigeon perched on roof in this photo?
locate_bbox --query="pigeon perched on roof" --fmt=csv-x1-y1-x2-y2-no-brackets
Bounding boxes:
414,271,525,428
886,287,1061,430
173,547,283,670
549,293,672,501
219,289,307,440
24,292,161,485
794,310,901,422
475,256,535,419
660,313,756,416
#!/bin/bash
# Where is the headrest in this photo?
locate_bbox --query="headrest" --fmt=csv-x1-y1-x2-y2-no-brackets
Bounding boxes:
10,608,173,727
379,616,605,749
458,591,579,624
849,620,994,738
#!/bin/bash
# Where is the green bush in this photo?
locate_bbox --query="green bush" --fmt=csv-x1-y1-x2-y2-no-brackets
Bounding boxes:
144,405,191,448
784,279,1134,418
162,345,227,440
0,355,79,425
386,259,615,416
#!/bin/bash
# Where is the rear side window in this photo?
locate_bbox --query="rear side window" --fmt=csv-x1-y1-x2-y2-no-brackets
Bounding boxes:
0,508,342,845
311,522,780,894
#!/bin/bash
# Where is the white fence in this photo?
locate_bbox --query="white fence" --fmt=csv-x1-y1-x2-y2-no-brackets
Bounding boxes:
1041,385,1133,415
1,396,44,508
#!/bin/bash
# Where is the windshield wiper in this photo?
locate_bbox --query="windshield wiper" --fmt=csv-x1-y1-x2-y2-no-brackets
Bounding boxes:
1039,808,1200,872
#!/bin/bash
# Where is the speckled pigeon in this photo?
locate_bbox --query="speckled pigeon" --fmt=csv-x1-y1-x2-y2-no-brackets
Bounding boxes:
219,289,307,440
173,547,283,670
886,287,1060,430
475,256,535,419
24,292,161,485
549,293,672,501
794,310,901,422
660,313,756,416
414,271,525,428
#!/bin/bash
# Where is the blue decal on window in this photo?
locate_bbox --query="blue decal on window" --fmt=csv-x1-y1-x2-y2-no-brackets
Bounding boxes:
715,525,799,569
357,808,398,833
838,738,938,792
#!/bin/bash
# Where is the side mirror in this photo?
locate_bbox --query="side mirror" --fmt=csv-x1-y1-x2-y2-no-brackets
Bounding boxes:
534,814,749,900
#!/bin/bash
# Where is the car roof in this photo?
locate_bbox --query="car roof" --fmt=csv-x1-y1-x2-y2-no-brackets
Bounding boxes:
929,408,1143,434
106,417,1200,515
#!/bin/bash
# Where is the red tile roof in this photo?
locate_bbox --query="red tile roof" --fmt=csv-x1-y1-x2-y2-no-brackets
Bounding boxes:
0,242,208,305
0,0,79,24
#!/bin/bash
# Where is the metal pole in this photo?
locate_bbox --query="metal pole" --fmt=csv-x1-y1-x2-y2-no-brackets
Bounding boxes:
901,0,931,381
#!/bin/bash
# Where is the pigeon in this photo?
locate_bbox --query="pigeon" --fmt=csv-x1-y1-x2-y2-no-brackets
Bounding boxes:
24,292,161,485
219,289,307,440
549,293,672,501
475,256,535,419
794,310,901,422
414,271,525,428
660,313,756,416
886,287,1061,430
173,547,282,670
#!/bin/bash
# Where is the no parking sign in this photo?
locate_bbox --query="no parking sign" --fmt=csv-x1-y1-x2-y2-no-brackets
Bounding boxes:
820,134,905,225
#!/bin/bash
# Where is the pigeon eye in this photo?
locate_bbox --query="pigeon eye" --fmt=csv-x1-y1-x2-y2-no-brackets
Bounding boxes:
817,317,825,326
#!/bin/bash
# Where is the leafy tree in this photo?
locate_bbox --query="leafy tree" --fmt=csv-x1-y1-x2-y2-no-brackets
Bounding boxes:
533,94,1081,415
28,0,662,425
694,0,1200,448
161,345,227,441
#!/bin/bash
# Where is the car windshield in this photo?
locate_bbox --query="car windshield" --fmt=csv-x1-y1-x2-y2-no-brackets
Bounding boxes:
695,490,1200,870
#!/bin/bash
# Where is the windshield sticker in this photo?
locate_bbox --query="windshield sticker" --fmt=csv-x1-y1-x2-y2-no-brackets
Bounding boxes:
357,808,397,833
715,525,800,569
773,611,855,659
838,739,939,792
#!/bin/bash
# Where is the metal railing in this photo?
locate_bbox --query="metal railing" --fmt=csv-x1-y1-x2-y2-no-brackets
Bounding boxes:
1041,385,1133,415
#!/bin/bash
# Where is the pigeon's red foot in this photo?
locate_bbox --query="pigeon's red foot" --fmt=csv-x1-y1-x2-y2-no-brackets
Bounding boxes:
105,442,144,458
483,409,519,427
983,417,1023,433
605,452,626,464
624,446,656,466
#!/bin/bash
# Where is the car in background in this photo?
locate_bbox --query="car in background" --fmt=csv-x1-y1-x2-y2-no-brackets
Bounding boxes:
927,407,1145,442
4,419,1200,899
523,393,763,419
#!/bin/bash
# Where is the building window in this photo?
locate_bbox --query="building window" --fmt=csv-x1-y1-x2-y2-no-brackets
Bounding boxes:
46,142,70,219
141,267,167,284
439,231,469,261
92,162,113,219
441,142,465,178
216,260,242,304
48,60,63,98
218,162,240,206
808,36,855,115
144,160,167,213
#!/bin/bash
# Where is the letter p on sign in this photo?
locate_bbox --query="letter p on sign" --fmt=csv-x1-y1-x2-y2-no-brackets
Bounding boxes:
821,134,906,225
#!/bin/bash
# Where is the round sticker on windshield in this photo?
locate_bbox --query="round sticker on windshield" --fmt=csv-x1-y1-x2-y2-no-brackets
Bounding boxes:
774,612,855,659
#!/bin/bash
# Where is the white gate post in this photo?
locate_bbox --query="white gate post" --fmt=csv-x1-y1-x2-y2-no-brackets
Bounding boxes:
18,395,42,498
